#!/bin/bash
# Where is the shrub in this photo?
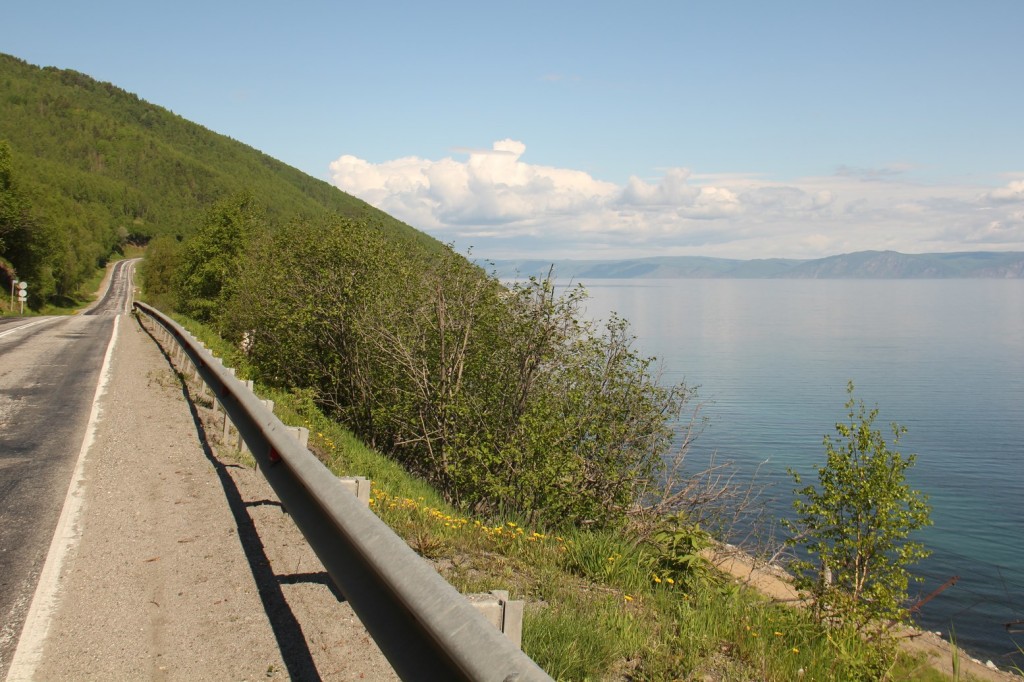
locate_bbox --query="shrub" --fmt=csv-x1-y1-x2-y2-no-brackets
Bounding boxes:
222,216,692,528
785,381,931,640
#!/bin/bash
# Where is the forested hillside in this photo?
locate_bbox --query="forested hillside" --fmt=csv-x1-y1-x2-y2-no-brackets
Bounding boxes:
0,53,434,306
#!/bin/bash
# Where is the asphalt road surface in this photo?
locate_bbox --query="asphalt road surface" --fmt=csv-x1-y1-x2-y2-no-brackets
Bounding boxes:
0,259,137,677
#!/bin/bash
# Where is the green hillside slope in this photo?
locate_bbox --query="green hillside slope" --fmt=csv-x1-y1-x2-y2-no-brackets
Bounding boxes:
0,53,438,304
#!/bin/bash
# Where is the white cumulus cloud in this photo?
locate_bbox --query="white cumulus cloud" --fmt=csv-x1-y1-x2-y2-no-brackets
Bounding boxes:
328,140,1024,259
329,139,617,233
983,180,1024,204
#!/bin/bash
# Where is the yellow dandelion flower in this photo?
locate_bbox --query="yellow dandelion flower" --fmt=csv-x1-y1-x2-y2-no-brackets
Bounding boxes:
623,594,633,602
791,647,800,654
652,575,662,584
666,577,675,584
774,631,783,637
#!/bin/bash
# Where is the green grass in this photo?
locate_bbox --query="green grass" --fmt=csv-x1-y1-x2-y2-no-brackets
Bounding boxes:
167,313,961,681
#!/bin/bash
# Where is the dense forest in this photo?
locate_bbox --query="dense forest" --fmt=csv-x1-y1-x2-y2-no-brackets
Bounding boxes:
0,53,434,307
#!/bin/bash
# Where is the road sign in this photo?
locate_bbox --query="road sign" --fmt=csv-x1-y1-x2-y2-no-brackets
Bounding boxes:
14,281,27,313
15,281,27,314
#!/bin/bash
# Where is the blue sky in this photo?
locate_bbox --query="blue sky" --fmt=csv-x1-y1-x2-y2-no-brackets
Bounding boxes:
4,1,1024,259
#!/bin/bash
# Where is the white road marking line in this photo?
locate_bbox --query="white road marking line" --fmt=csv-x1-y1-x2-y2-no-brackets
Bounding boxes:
0,318,57,339
4,315,122,682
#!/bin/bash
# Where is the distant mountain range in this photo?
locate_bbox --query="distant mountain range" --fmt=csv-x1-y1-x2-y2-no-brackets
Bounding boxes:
488,250,1024,280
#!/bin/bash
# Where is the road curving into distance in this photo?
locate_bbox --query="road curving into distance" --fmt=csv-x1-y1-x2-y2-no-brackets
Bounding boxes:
0,259,137,678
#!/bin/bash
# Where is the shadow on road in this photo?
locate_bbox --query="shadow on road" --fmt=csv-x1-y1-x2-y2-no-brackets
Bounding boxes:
138,318,323,681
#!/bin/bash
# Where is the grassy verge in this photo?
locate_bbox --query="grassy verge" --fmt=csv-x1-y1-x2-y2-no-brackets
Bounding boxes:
169,314,959,681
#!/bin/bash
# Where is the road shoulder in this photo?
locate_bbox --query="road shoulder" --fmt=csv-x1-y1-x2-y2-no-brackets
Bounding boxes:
19,317,286,680
17,314,397,680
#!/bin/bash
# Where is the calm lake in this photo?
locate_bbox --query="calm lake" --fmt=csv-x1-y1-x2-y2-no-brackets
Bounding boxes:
570,278,1024,667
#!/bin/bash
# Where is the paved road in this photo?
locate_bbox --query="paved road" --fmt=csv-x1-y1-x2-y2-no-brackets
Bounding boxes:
0,259,137,677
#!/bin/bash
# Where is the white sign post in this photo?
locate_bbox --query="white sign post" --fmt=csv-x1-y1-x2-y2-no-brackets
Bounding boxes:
17,281,27,315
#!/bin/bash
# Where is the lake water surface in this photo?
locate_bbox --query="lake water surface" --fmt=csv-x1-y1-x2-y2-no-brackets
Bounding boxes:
570,279,1024,667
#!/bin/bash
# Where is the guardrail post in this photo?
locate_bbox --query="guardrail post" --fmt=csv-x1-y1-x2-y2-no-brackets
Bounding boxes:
240,379,255,439
466,591,524,649
234,390,253,451
338,476,371,506
220,369,237,445
286,426,310,448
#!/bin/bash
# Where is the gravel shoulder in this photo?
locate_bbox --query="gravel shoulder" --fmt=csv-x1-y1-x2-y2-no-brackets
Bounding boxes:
20,315,397,681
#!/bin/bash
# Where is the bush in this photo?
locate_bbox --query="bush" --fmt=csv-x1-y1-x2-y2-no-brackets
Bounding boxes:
785,381,931,640
221,215,692,528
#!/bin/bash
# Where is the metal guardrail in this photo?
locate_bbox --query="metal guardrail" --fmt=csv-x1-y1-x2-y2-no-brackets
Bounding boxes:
133,302,552,682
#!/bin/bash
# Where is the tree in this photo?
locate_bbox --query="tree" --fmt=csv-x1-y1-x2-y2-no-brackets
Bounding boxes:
138,234,181,310
0,139,56,307
0,140,21,255
174,192,265,323
785,381,931,640
224,215,403,431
